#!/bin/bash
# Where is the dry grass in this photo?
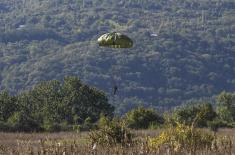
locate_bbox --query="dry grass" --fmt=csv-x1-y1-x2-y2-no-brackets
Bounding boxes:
0,129,234,155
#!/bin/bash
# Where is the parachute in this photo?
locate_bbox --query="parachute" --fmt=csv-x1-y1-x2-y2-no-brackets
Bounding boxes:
98,32,133,96
98,32,133,48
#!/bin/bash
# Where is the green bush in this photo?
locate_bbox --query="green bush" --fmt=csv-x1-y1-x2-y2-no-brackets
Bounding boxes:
207,119,233,132
0,121,10,132
124,107,164,129
216,92,235,122
173,103,216,127
42,122,62,132
89,118,134,147
97,114,110,128
72,125,82,133
81,117,95,131
7,112,41,132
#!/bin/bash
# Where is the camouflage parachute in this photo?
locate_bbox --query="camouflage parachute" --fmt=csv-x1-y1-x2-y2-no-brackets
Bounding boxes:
98,32,133,48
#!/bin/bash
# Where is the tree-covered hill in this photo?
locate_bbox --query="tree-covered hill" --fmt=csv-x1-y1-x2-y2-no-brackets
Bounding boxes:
0,0,235,114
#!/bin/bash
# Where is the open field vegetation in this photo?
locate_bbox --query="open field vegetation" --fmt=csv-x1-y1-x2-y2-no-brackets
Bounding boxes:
0,128,234,155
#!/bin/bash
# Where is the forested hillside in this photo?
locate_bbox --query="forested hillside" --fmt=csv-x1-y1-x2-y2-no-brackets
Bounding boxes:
0,0,234,114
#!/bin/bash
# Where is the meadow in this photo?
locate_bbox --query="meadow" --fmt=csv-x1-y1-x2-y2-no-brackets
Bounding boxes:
0,129,234,155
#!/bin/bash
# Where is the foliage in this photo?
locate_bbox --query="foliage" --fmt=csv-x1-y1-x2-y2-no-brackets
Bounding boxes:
97,113,110,128
81,117,95,131
216,92,235,122
7,111,41,132
124,107,164,129
0,76,114,132
207,119,234,132
148,122,232,154
0,91,17,122
173,103,216,127
88,118,134,147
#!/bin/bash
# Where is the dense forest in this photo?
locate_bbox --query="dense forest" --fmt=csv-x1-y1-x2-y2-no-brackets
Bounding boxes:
0,0,235,114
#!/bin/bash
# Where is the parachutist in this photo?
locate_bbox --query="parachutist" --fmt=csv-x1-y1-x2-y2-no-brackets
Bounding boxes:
113,85,118,95
97,32,132,97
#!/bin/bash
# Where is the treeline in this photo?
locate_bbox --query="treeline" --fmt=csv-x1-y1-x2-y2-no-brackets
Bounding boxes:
117,92,235,130
0,76,114,132
0,77,234,132
121,91,235,131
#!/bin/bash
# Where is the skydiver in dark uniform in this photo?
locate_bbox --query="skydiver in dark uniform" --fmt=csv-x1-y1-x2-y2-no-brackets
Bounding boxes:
113,85,118,95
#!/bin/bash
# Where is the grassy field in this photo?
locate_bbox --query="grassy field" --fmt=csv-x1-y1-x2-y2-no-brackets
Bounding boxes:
0,129,234,155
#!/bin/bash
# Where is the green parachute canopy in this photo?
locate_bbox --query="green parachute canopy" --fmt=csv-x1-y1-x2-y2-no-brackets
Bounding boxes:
98,32,133,48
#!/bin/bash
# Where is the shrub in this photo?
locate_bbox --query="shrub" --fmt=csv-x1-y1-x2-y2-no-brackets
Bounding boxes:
81,117,95,131
0,121,10,131
97,114,109,128
42,121,62,132
88,118,134,147
124,107,164,129
72,124,82,133
207,119,233,132
216,92,235,122
148,121,233,154
148,122,215,154
7,112,41,132
173,103,216,127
